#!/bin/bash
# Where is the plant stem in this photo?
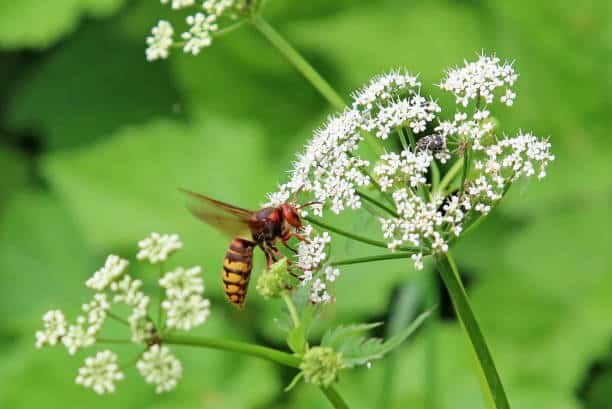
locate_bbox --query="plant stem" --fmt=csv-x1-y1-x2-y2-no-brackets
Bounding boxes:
97,338,134,344
435,252,510,409
250,15,382,156
282,292,301,328
403,127,416,150
330,253,414,266
424,269,439,409
305,216,416,252
321,385,350,409
357,190,398,217
107,311,130,327
460,150,471,193
164,334,301,368
157,262,164,330
251,15,345,110
436,158,463,195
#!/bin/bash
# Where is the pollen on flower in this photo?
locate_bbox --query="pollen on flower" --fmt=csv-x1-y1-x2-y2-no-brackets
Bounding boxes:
86,255,128,290
137,232,182,264
35,310,67,348
76,350,124,394
146,20,174,61
137,345,182,393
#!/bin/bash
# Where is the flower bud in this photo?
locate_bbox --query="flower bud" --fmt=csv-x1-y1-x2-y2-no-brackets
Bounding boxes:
300,346,344,387
256,258,291,300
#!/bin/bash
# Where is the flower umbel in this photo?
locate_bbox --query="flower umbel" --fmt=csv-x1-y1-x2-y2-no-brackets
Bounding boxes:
36,233,209,394
137,345,183,393
76,350,124,394
267,53,554,275
137,232,182,264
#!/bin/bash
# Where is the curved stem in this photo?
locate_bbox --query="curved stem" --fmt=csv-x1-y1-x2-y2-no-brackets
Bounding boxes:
305,216,416,252
435,252,510,409
282,292,300,328
251,15,345,111
424,270,439,409
436,158,463,195
330,253,414,266
357,190,398,217
164,334,301,368
321,385,350,409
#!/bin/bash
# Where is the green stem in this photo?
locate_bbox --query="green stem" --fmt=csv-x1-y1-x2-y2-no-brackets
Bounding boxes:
435,252,510,409
402,127,416,150
97,338,134,344
251,15,345,111
460,150,471,193
251,15,382,156
436,159,463,195
330,253,414,266
164,334,301,368
424,270,439,409
282,292,301,328
305,216,416,252
357,190,398,217
107,311,130,327
157,263,164,330
321,385,350,409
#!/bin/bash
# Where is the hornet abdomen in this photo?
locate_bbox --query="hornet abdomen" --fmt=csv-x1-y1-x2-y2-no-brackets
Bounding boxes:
222,238,255,308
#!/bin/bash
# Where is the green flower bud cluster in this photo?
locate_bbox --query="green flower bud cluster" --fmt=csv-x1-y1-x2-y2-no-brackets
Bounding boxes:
300,346,344,387
256,258,292,300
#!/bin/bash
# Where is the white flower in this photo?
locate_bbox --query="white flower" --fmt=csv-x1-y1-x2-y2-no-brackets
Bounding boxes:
267,109,370,216
86,255,128,290
352,69,421,112
324,266,340,282
296,229,331,272
82,293,110,334
110,275,152,342
76,350,124,394
310,278,332,304
374,149,432,191
62,316,96,355
35,310,67,348
203,0,235,15
159,266,204,298
146,20,174,62
161,0,195,9
411,253,424,271
182,13,218,55
162,294,211,331
440,53,517,107
137,345,182,393
137,232,182,264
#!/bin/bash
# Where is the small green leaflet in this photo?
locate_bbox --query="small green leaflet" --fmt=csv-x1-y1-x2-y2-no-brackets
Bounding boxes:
321,309,431,368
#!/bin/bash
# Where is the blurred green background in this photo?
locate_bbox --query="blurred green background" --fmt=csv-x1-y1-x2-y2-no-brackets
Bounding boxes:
1,0,611,408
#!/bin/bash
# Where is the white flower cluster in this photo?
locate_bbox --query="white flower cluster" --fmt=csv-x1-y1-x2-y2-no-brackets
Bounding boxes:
137,232,182,263
268,53,554,274
137,345,183,393
145,20,174,62
76,350,124,394
160,266,211,331
86,255,128,290
440,53,518,107
146,0,242,61
268,109,371,215
36,233,209,395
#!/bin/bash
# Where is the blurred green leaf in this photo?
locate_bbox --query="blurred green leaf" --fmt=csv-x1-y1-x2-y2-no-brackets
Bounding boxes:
5,17,182,150
0,0,125,49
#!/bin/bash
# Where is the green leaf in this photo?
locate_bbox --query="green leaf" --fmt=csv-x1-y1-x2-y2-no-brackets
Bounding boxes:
321,311,429,369
287,324,307,355
0,0,126,49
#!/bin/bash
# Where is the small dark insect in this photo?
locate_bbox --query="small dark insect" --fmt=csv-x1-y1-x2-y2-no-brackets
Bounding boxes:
180,189,315,309
416,134,446,153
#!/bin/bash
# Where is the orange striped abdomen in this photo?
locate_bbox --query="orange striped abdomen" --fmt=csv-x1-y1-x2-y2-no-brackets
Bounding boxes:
222,238,255,308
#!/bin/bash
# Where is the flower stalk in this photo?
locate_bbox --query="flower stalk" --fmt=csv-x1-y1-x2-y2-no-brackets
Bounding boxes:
164,334,301,368
435,251,510,409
